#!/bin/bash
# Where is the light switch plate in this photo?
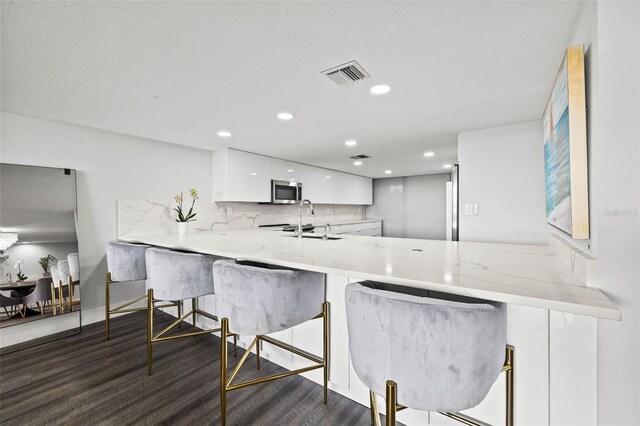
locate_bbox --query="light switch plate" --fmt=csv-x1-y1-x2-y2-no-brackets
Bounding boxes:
473,204,479,215
464,204,473,215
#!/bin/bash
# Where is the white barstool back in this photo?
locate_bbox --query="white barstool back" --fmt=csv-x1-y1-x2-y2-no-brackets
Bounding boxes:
50,266,61,288
213,259,325,335
145,248,216,301
67,253,80,283
346,281,507,413
57,260,71,285
106,241,149,282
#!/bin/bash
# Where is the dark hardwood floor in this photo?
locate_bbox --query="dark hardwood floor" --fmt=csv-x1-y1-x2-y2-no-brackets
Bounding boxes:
0,311,373,425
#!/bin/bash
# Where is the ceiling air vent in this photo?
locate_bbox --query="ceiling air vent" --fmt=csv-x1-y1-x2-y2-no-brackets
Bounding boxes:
322,60,371,86
350,154,371,160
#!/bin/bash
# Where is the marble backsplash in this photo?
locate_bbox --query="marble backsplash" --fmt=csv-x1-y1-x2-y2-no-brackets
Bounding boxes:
117,200,364,238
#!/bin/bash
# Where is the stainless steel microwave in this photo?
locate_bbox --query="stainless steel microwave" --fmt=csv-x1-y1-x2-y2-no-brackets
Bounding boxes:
271,180,302,204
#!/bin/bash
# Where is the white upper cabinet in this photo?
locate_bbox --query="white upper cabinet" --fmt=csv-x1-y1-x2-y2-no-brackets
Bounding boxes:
213,149,269,202
213,148,246,201
271,158,287,181
245,152,271,202
285,162,302,183
213,148,372,205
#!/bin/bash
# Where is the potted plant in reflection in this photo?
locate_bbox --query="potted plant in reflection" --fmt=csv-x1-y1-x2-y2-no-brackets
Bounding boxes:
15,260,28,282
174,188,199,234
38,254,57,277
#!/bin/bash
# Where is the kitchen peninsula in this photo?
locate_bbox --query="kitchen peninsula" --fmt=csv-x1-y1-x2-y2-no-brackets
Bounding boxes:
119,226,619,425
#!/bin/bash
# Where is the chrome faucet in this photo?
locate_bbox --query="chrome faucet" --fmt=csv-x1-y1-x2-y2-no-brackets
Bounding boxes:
322,223,332,241
298,199,314,240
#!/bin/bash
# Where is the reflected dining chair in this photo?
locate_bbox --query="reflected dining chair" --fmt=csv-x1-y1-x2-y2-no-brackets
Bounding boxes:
345,281,513,426
49,265,70,315
56,260,73,313
67,253,80,309
213,259,328,426
1,292,24,318
22,277,54,315
144,247,234,375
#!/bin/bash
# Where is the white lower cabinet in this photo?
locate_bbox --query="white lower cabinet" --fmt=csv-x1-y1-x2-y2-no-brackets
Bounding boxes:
549,312,597,425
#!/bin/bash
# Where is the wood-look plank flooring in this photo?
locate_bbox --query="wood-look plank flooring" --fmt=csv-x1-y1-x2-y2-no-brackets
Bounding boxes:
0,311,374,425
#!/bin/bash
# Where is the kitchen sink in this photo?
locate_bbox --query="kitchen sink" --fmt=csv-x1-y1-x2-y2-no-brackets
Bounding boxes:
286,234,342,241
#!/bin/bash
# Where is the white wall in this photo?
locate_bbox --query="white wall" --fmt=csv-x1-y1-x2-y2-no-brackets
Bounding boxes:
455,2,640,423
589,2,640,424
0,111,213,327
0,242,79,281
366,174,450,239
458,120,548,245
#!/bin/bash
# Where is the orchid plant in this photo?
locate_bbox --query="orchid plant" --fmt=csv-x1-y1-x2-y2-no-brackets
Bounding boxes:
14,260,27,281
174,188,199,222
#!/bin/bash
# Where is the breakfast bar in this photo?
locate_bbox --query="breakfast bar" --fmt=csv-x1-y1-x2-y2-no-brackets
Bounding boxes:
119,228,619,425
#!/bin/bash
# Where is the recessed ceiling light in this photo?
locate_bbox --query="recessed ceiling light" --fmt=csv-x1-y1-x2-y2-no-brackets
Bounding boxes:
385,170,392,174
370,84,391,95
325,175,332,179
217,131,232,138
443,164,452,169
353,161,363,166
345,140,357,147
249,172,258,176
423,151,435,157
287,169,294,173
277,112,294,120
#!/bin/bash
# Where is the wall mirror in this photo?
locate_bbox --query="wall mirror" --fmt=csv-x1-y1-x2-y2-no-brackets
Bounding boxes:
0,163,80,350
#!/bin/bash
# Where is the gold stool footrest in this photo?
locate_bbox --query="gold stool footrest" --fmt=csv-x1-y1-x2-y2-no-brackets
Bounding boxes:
219,302,330,426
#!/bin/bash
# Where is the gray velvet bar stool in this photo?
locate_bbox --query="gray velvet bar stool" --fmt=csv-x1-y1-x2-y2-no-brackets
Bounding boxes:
145,247,236,375
345,281,514,426
105,241,173,339
213,259,329,426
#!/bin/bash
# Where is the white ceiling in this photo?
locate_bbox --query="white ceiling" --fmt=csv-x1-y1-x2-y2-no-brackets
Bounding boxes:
1,1,582,178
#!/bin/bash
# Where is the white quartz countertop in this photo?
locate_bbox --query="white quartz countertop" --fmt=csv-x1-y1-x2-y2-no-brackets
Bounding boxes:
120,230,620,320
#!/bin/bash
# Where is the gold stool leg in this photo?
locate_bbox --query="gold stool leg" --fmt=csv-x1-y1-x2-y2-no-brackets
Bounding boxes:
256,337,261,369
68,279,73,312
220,317,229,426
105,273,111,339
147,289,154,376
192,297,197,334
505,345,514,426
58,285,64,314
370,390,382,426
178,300,183,329
386,380,397,426
51,283,57,316
233,334,238,357
323,301,329,404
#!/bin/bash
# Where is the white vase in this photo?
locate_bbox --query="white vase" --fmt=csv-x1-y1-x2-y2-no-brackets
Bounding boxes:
177,222,188,235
